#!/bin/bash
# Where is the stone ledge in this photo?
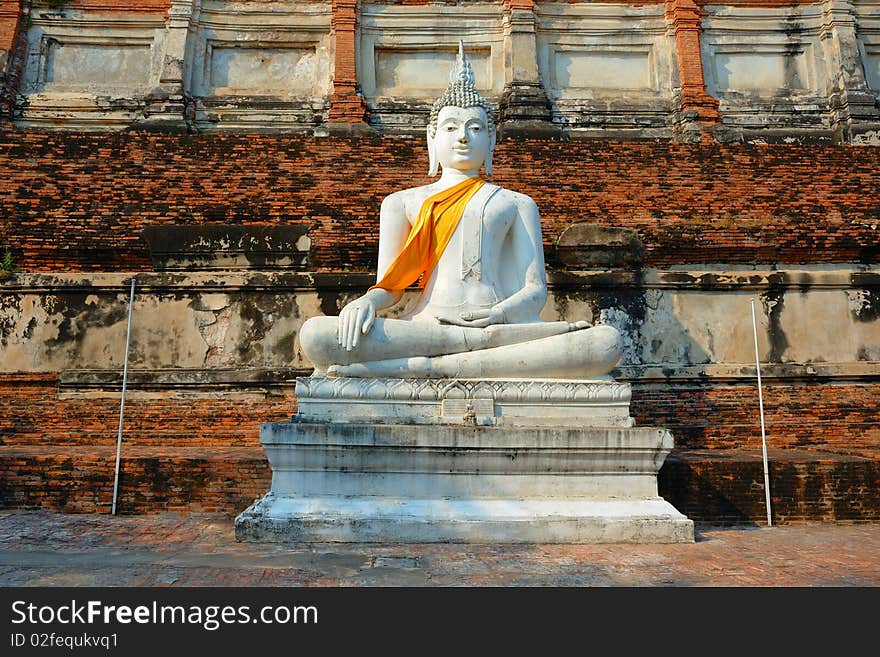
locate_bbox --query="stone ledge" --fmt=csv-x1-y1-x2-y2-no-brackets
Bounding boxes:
262,422,667,453
0,445,270,515
59,368,305,391
619,362,880,384
4,266,876,292
556,224,644,269
141,224,311,271
47,362,880,395
660,448,880,524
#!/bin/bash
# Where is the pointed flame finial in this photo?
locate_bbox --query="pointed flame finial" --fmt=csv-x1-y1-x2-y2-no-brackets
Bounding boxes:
428,41,495,137
449,40,476,88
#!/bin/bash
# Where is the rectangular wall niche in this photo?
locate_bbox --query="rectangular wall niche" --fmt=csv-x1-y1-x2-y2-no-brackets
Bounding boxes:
857,0,880,101
710,47,813,94
700,5,831,135
374,47,492,97
359,3,504,132
535,3,674,137
549,48,654,91
187,0,332,130
36,41,152,92
865,45,880,95
22,34,157,96
16,6,168,130
206,44,317,94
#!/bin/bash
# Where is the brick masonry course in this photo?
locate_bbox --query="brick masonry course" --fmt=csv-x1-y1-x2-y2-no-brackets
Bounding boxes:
2,375,877,452
0,374,878,522
1,129,878,271
2,444,878,523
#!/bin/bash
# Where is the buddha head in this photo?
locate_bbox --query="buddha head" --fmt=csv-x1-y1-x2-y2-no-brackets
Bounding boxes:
427,42,496,177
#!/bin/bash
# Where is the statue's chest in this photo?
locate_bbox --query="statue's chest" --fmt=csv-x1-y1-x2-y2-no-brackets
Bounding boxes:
447,184,503,282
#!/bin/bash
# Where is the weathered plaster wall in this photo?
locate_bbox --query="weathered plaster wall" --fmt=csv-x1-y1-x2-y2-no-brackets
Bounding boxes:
186,0,333,130
358,2,506,131
701,5,833,132
1,268,878,485
13,2,176,129
2,268,877,376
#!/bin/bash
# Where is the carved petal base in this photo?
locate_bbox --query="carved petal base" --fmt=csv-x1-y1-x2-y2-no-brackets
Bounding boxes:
295,376,634,428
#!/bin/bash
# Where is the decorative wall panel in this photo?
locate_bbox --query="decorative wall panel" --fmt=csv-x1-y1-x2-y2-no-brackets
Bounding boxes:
16,5,167,128
186,0,332,130
536,3,676,137
359,3,504,131
701,5,833,138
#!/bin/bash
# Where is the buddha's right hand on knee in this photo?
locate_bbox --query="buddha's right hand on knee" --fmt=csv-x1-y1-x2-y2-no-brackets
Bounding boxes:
338,294,377,351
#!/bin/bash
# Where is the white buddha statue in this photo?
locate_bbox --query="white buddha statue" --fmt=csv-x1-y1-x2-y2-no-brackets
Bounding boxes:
299,44,622,379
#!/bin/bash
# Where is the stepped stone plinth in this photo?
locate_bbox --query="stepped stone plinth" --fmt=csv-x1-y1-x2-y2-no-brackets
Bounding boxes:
234,377,694,543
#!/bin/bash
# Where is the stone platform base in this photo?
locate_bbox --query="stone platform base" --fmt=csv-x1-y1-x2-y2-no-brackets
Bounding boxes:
235,495,693,543
234,421,694,544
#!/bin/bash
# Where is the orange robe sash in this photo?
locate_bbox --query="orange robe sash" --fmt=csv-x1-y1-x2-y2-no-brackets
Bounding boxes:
371,176,486,292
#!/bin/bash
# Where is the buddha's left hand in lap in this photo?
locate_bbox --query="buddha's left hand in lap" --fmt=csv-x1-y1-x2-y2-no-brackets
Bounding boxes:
434,306,507,328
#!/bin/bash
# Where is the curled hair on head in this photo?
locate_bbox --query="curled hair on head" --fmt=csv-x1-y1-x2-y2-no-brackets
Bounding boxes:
427,41,496,139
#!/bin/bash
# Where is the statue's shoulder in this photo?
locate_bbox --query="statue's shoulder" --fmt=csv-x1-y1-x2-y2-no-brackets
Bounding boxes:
380,183,438,218
383,183,438,202
487,185,540,216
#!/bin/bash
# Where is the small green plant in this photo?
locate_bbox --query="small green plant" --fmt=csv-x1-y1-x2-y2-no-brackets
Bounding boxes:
0,250,19,279
45,0,69,9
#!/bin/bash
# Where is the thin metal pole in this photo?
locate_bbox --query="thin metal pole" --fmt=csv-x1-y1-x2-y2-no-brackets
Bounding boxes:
111,277,136,515
750,298,772,527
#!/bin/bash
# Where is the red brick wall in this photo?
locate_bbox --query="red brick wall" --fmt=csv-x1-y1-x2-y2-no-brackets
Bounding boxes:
0,373,281,513
0,374,294,449
659,450,880,523
0,1,20,55
1,129,878,271
4,375,876,454
633,383,880,451
1,374,877,517
0,446,270,514
1,4,877,522
0,374,874,452
7,443,877,519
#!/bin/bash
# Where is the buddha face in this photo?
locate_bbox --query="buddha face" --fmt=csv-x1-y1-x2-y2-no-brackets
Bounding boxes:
431,105,494,175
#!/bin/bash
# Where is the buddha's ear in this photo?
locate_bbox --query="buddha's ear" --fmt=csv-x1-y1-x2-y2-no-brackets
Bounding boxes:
484,128,496,177
427,126,439,176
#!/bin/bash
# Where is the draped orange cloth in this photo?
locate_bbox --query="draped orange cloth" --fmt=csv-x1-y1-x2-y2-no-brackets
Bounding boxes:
371,176,485,292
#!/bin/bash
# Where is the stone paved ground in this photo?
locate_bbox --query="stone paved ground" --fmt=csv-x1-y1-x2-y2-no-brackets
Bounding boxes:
0,511,878,587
